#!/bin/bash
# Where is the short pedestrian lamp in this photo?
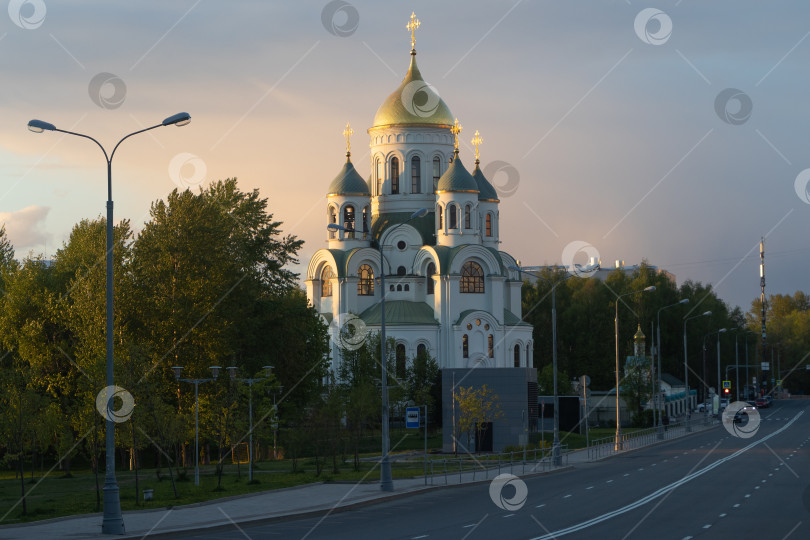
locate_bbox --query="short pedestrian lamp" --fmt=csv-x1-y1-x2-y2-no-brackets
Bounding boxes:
172,365,222,486
225,365,274,482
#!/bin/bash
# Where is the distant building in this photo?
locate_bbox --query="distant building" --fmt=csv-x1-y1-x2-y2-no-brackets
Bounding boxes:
520,260,676,286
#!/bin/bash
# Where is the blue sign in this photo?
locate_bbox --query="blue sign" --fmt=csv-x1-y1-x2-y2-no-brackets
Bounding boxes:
406,407,420,429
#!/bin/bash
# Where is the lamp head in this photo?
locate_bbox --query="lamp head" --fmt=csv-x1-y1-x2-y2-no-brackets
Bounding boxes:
702,311,712,316
226,366,238,380
643,286,656,292
171,366,183,380
27,119,56,133
679,298,690,304
327,223,343,232
162,112,191,127
719,328,727,333
410,208,429,220
209,366,221,378
263,365,273,377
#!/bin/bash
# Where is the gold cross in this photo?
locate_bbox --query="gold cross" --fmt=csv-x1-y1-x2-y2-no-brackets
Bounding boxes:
451,118,462,151
471,130,483,162
343,122,353,154
407,12,421,50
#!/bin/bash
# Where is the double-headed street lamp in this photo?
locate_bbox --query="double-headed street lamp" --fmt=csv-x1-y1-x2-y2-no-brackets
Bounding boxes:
654,299,689,439
328,207,428,492
614,286,656,450
683,311,711,431
225,365,273,483
28,112,191,535
172,365,222,486
509,263,599,466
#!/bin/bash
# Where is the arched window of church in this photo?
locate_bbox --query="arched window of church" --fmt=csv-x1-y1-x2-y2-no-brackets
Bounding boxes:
404,284,409,291
433,156,441,192
397,266,406,276
411,156,421,194
328,206,337,239
464,204,471,229
462,335,469,358
514,344,521,367
362,206,369,237
437,205,443,230
376,158,383,195
396,284,402,292
426,262,436,295
321,266,334,297
460,261,484,293
391,157,400,194
488,334,494,358
396,343,407,379
448,204,457,229
485,213,492,237
344,205,355,239
417,343,427,357
357,264,374,296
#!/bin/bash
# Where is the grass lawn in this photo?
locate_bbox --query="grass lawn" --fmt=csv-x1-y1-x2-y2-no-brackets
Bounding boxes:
0,428,442,524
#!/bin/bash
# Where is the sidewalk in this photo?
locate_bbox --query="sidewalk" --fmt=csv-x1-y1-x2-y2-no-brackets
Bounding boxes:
0,457,573,540
0,424,714,540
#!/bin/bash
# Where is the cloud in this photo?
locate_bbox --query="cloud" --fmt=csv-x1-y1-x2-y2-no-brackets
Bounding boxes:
0,205,50,249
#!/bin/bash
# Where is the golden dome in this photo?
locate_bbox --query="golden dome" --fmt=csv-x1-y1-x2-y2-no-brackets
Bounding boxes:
371,53,454,128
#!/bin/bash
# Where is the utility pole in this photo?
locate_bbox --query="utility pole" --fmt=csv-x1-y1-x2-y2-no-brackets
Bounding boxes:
760,237,767,397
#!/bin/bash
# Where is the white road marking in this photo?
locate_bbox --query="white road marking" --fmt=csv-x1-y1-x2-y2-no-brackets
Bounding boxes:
745,494,751,498
563,494,572,499
719,513,726,518
703,524,712,529
503,514,514,518
412,536,428,539
536,504,545,508
606,480,613,483
733,504,740,508
463,524,475,528
527,412,804,540
586,486,594,490
623,473,630,477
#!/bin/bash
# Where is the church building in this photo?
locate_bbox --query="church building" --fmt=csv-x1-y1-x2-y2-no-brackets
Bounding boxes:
305,15,533,386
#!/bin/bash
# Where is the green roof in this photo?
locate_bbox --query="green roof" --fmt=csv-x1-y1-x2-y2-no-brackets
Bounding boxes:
360,300,439,326
472,162,499,201
327,157,370,196
371,212,436,247
437,153,479,193
504,309,531,326
372,53,454,128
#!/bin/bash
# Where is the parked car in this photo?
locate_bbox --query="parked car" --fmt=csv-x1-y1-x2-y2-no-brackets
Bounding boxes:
755,396,768,408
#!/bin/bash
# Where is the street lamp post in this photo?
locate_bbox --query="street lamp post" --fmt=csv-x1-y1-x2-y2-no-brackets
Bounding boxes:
682,310,711,432
614,286,656,450
329,207,427,492
271,386,284,460
172,365,222,486
702,328,726,423
655,299,689,439
509,263,599,465
28,112,191,535
225,365,274,483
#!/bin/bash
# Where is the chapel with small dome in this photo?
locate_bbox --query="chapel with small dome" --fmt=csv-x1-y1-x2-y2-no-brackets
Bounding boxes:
305,14,533,383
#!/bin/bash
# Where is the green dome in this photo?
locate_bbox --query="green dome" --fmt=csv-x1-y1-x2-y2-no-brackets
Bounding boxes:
472,162,499,202
327,156,370,196
372,53,454,128
436,153,479,193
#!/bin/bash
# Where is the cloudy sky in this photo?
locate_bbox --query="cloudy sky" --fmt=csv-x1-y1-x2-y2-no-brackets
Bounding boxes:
2,0,808,312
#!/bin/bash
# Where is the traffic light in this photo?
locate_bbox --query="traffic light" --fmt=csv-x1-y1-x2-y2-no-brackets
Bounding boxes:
723,388,730,395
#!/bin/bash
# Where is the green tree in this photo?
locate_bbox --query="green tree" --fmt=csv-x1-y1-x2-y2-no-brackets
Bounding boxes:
454,384,504,453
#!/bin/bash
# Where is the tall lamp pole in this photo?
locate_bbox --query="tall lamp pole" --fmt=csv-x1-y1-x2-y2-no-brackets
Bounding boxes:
614,286,656,450
683,311,711,432
225,365,274,482
655,299,689,438
329,207,427,491
172,366,222,486
28,113,191,535
509,263,599,465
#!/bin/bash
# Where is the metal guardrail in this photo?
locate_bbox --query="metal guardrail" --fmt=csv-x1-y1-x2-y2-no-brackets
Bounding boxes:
423,445,569,485
586,417,719,461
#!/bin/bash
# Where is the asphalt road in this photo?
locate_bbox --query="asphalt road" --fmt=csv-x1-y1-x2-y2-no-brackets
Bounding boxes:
178,400,810,539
